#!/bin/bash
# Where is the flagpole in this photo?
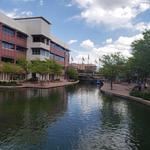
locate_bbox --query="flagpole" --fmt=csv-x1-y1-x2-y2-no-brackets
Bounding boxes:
99,57,101,69
88,54,89,64
82,57,85,70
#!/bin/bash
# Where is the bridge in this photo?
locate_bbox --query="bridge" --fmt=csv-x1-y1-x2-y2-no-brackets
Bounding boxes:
78,72,103,84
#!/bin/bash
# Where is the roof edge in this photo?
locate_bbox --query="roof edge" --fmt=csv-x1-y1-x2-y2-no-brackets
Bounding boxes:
14,16,51,25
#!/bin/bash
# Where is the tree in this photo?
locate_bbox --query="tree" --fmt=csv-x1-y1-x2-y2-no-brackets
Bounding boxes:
29,60,49,81
17,59,30,79
47,60,63,80
0,63,3,73
131,30,150,80
100,52,126,90
123,58,134,82
2,63,24,80
52,61,63,77
66,67,78,81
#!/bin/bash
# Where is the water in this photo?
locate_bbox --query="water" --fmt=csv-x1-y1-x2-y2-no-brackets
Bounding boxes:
0,84,150,150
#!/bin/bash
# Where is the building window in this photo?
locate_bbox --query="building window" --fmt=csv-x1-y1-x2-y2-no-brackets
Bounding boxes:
32,35,44,43
16,46,27,52
17,32,27,39
1,57,14,63
50,53,64,61
51,42,66,51
54,55,64,61
32,48,50,56
2,25,15,36
41,49,50,57
46,39,49,45
32,49,40,55
2,41,15,50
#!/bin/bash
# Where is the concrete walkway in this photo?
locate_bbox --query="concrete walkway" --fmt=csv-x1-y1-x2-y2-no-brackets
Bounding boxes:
0,80,79,89
101,83,150,107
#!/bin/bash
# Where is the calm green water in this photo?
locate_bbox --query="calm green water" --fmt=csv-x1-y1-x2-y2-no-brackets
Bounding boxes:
0,84,150,150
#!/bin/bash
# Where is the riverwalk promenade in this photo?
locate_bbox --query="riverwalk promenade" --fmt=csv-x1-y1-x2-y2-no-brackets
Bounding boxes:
101,83,150,106
0,80,79,89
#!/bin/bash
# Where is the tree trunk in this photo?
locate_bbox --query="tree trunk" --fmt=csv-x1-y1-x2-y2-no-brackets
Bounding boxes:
110,79,113,90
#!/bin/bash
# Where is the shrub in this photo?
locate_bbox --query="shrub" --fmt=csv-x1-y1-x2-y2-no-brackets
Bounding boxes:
0,81,18,86
130,90,150,100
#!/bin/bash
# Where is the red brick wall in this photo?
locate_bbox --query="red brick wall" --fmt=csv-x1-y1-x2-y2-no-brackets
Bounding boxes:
50,47,65,57
0,23,2,60
50,43,69,67
16,37,27,47
0,22,27,62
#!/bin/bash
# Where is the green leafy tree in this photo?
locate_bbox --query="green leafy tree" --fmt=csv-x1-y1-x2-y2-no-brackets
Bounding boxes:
17,59,30,79
66,67,78,81
100,52,126,89
46,60,63,80
29,60,49,81
123,57,138,83
2,63,24,80
131,30,150,80
0,63,3,73
52,61,63,77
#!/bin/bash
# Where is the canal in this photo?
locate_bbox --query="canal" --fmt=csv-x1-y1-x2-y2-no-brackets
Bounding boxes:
0,84,150,150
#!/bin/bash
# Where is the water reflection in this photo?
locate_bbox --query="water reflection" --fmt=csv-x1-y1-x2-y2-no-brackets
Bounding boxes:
0,87,68,150
0,84,150,150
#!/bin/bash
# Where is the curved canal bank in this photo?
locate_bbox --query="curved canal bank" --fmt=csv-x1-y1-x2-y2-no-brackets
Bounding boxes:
0,80,79,89
101,83,150,107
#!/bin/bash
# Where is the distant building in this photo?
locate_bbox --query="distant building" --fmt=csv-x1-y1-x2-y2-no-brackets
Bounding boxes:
0,12,70,67
69,63,97,72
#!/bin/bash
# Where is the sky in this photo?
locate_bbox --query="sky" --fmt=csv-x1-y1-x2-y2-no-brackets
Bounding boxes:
0,0,150,64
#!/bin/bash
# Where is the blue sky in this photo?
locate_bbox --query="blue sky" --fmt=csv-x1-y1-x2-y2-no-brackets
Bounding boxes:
0,0,150,64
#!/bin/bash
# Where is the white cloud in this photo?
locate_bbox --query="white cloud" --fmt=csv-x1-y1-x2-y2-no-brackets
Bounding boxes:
72,34,143,64
134,22,150,32
71,0,150,29
0,9,33,18
96,34,143,57
80,39,94,49
68,39,78,45
106,38,112,44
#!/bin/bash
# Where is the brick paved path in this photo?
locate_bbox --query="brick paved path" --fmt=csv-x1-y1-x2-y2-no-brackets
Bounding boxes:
101,82,150,106
102,83,135,96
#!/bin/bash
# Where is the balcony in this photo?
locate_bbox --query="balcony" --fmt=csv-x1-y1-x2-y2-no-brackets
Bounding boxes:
30,42,50,51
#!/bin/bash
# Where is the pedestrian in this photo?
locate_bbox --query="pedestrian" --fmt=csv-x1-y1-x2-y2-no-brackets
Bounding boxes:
99,80,104,89
138,81,142,91
145,82,148,89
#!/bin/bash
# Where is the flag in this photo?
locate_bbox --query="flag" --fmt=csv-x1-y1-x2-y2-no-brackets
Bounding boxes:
99,57,101,62
71,56,73,61
88,54,90,60
95,60,98,64
82,57,85,61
